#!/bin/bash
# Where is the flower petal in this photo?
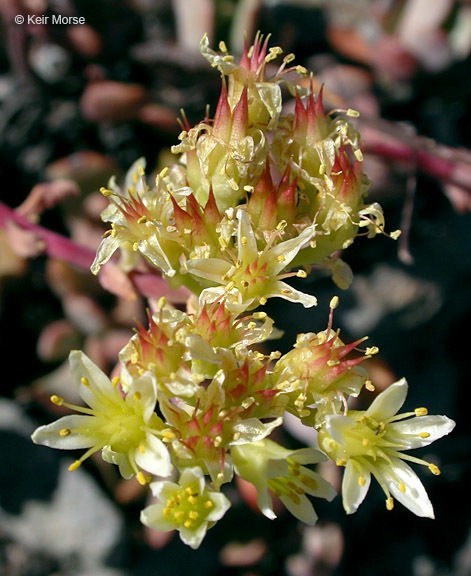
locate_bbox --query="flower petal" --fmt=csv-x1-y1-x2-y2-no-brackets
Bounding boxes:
280,493,318,525
125,373,157,423
69,350,116,409
230,417,283,445
185,258,232,284
31,415,98,450
134,434,173,477
377,457,434,518
268,224,316,275
91,235,121,274
268,281,317,308
206,492,232,523
342,460,371,515
236,209,257,263
140,503,176,532
365,378,408,421
388,415,456,450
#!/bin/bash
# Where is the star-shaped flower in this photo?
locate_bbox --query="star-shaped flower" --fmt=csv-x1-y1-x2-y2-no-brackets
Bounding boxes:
31,351,173,483
318,378,455,518
140,467,231,549
231,439,335,524
185,208,317,312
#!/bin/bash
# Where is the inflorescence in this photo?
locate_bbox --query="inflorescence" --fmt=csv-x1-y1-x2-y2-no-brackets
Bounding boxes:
32,34,455,549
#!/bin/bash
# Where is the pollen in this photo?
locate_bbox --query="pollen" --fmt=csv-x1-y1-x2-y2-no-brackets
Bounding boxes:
428,464,441,476
419,432,430,439
296,269,307,278
111,376,120,388
136,471,151,485
80,377,89,386
336,459,347,467
133,391,142,401
398,482,406,493
50,395,64,406
358,476,366,487
68,460,81,471
59,428,71,437
386,497,394,511
415,407,428,417
204,500,213,509
184,519,192,528
188,511,199,520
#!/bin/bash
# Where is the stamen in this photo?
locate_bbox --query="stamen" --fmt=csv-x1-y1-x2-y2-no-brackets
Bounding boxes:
428,464,440,476
68,460,81,471
50,395,64,406
419,432,430,439
415,407,428,417
80,377,90,387
59,428,71,437
386,497,394,511
398,482,406,493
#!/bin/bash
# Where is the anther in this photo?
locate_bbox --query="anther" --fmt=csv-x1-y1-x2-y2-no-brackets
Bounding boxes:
204,500,213,509
60,428,71,437
346,109,360,118
259,297,267,305
188,511,199,520
137,216,147,224
365,346,379,356
241,236,247,245
80,377,89,387
329,296,339,309
132,242,139,252
136,472,151,485
300,475,318,490
133,391,141,401
184,520,192,528
362,438,369,447
139,444,146,454
358,476,366,487
428,464,441,476
296,270,307,278
365,380,375,392
398,482,406,493
386,497,394,511
50,395,64,406
415,407,428,417
335,459,347,467
419,432,430,439
100,187,112,196
68,460,81,471
111,376,120,388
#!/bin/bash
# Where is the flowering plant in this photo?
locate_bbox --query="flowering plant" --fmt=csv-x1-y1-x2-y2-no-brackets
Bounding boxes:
31,34,455,549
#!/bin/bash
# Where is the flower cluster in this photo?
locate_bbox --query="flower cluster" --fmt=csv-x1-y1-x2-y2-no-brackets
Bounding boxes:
32,35,454,548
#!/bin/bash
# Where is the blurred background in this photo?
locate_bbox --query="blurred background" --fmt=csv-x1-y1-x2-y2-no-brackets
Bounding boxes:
0,1,470,575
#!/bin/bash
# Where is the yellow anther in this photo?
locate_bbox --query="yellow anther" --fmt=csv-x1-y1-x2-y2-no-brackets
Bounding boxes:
188,495,197,505
232,432,241,442
365,380,375,392
132,173,139,184
241,236,247,245
283,53,295,64
276,220,287,231
100,187,112,196
222,55,234,62
295,65,307,74
110,229,117,238
204,500,213,509
50,395,64,406
247,321,256,329
136,472,150,485
398,482,406,493
132,242,139,252
362,438,369,447
185,487,193,495
68,460,81,471
429,464,441,476
327,359,340,367
174,511,183,519
216,472,224,481
188,511,199,520
184,519,192,528
277,255,285,263
162,429,175,440
297,269,307,278
139,444,146,454
346,108,360,118
329,295,339,309
133,391,141,401
137,165,145,176
213,435,223,447
159,167,169,178
353,148,363,162
415,407,428,417
358,476,366,487
259,297,267,305
419,432,430,439
336,459,347,467
163,508,170,516
137,215,147,224
225,281,235,292
300,475,318,490
366,346,379,356
390,230,402,240
219,40,227,52
218,410,227,419
386,497,394,511
80,377,89,387
59,428,71,437
130,352,139,364
111,376,120,388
